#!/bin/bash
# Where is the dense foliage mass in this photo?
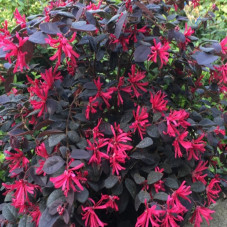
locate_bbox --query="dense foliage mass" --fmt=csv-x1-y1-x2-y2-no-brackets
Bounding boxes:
0,0,226,227
0,0,47,26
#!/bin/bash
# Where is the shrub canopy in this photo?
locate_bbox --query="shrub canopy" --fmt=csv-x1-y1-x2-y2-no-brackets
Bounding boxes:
0,0,226,227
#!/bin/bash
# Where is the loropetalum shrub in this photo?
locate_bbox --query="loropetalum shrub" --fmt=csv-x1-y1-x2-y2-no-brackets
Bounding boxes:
0,0,226,227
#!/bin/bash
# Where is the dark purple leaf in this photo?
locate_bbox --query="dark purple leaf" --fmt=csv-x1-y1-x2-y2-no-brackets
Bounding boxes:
134,45,150,62
77,138,88,150
120,110,133,125
47,190,65,208
29,31,48,44
43,156,65,174
40,22,61,34
167,14,177,21
125,178,137,199
1,120,13,132
178,164,191,178
29,167,47,187
165,178,179,189
75,187,89,203
214,117,224,126
189,35,198,41
53,220,68,227
155,14,166,21
69,160,82,168
133,173,145,184
0,95,10,104
224,113,227,124
199,118,215,127
18,214,34,227
85,12,96,25
71,148,91,160
8,128,25,136
99,122,113,136
199,46,215,53
212,42,222,53
63,209,70,224
192,51,219,65
83,82,96,89
0,47,8,58
48,133,66,147
135,1,154,19
191,182,205,193
46,99,58,115
146,125,159,138
190,111,202,122
176,15,188,21
130,151,155,165
111,182,123,196
48,200,63,215
154,192,168,201
71,21,97,32
8,128,33,137
9,168,23,177
2,204,18,223
114,12,127,39
75,6,85,21
153,112,162,122
87,9,106,17
136,137,153,149
54,11,75,19
147,171,163,185
38,208,59,227
158,122,172,142
173,30,185,43
74,113,88,122
104,175,119,189
207,132,219,147
137,190,151,203
66,189,74,206
135,194,142,211
67,131,80,143
168,29,175,42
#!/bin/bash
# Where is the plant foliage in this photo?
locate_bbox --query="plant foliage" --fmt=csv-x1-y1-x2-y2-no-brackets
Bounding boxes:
0,0,226,227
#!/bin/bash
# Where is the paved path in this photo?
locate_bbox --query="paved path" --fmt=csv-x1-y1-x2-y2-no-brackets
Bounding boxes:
184,199,227,227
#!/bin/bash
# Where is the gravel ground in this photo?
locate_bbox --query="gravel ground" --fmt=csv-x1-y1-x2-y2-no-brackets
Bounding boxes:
184,199,227,227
